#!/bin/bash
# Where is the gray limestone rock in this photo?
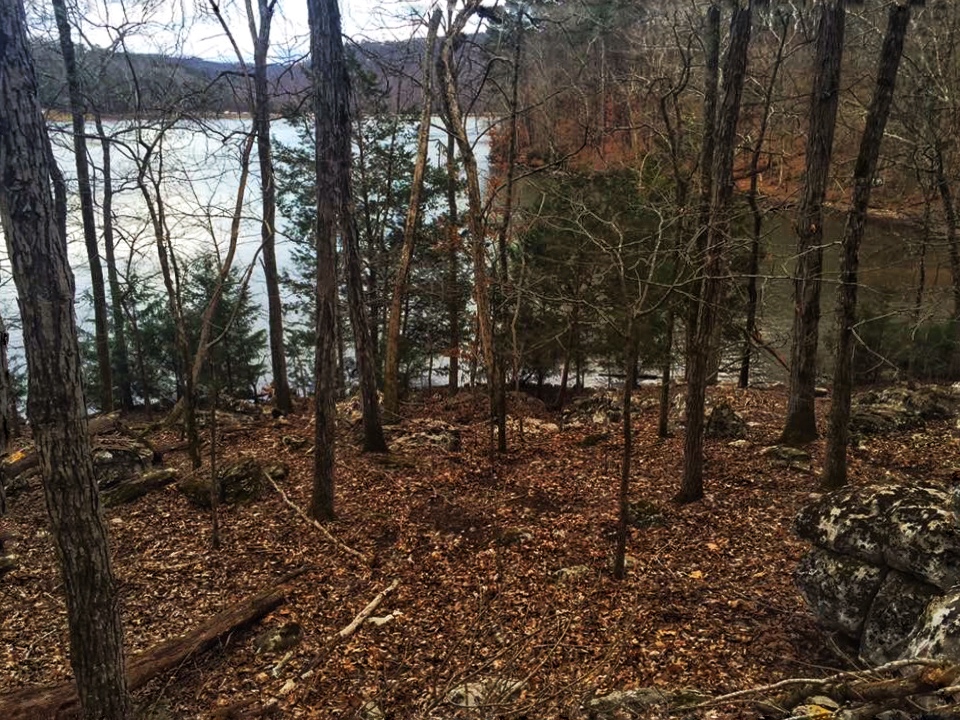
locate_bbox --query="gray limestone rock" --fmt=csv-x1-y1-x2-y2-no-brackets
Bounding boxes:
859,570,938,665
903,590,960,662
794,549,885,637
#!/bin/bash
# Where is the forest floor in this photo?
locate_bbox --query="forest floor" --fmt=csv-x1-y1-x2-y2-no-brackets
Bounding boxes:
2,382,957,719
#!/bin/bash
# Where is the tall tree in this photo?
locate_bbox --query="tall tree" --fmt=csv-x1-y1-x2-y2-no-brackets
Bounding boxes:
822,1,913,490
685,1,720,381
438,0,502,450
781,0,846,445
680,0,753,504
248,0,293,414
0,0,131,715
51,0,114,411
309,0,344,518
93,113,134,410
383,8,442,420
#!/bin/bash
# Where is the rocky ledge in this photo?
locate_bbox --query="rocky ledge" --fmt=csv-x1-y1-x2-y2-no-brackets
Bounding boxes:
795,483,960,665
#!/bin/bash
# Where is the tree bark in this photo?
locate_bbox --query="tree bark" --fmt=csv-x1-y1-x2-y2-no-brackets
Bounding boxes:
933,144,960,375
51,0,113,412
445,133,461,396
250,0,292,414
438,1,501,450
822,2,911,490
685,1,720,382
383,9,442,421
782,0,846,445
613,321,639,580
739,12,788,389
93,115,133,410
680,1,752,504
310,0,344,519
0,1,131,716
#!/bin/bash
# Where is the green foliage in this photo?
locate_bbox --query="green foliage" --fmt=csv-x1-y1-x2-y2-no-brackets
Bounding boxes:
275,66,453,394
514,168,674,382
852,303,960,383
81,256,265,406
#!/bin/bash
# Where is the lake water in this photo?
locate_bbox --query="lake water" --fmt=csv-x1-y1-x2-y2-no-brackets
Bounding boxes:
0,116,947,390
0,116,491,384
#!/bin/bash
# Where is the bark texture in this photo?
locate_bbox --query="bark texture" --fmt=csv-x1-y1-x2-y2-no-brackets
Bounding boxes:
94,115,133,409
822,3,911,490
439,0,501,447
251,0,292,414
51,0,114,412
782,0,846,445
309,0,344,518
0,1,131,716
685,1,720,379
680,2,752,504
383,8,442,420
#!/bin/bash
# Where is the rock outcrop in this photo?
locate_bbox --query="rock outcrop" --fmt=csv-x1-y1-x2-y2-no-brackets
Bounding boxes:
850,384,960,436
795,483,960,665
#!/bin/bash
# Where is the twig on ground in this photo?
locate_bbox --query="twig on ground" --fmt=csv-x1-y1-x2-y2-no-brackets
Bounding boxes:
687,657,948,710
262,470,366,561
337,578,400,640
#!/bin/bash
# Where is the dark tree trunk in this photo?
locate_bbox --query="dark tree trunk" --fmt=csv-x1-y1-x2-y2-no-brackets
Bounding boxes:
94,114,133,410
252,0,293,415
680,2,752,504
310,0,345,518
51,0,113,412
0,2,131,716
308,7,388,454
822,3,911,490
782,0,846,446
658,307,674,438
685,1,721,382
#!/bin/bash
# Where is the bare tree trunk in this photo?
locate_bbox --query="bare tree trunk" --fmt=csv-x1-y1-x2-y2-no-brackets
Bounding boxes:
94,115,133,410
685,1,720,381
739,12,788,389
249,0,292,415
658,307,674,438
309,0,346,518
933,145,960,375
680,2,752,504
0,3,131,716
51,0,113,412
383,9,442,420
782,0,846,446
438,1,501,449
822,2,911,490
445,133,461,396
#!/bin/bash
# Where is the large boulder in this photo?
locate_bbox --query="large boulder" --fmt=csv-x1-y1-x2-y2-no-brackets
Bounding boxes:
178,456,287,508
850,385,960,436
705,402,747,439
794,549,884,637
795,483,960,665
860,571,939,666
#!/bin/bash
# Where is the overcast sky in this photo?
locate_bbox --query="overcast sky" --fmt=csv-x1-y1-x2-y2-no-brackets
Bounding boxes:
61,0,436,62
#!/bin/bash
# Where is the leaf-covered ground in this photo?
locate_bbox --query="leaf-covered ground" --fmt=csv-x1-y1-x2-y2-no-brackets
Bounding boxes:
3,384,954,718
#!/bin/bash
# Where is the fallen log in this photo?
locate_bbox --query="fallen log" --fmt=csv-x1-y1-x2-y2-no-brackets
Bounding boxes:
101,468,179,507
0,567,310,719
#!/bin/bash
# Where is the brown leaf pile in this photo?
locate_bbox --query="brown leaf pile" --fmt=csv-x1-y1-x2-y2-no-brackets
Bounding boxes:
2,384,947,719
